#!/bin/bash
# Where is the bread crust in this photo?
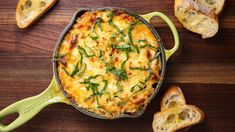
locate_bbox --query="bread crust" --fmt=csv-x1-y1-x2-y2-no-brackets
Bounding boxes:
195,0,225,15
16,0,57,28
160,85,186,111
174,0,219,39
175,0,218,21
153,86,205,132
152,105,205,132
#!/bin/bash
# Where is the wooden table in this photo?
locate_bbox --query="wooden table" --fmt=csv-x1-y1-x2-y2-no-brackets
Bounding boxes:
0,0,235,131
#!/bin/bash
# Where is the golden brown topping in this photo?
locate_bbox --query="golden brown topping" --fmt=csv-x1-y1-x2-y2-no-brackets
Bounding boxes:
57,10,161,118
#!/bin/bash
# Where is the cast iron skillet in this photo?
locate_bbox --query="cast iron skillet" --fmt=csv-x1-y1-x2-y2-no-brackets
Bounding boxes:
0,7,179,131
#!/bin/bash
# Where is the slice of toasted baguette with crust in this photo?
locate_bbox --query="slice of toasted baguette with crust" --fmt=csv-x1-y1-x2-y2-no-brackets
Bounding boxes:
152,105,205,132
160,85,186,111
174,0,219,39
196,0,225,15
16,0,57,28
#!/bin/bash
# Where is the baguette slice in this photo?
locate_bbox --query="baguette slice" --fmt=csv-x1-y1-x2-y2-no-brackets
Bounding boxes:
174,0,219,39
16,0,57,28
160,85,186,111
152,105,205,132
196,0,225,15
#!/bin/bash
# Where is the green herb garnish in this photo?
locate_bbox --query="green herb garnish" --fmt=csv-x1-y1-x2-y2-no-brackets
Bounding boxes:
52,53,68,62
111,44,131,51
93,17,103,32
129,67,149,71
144,64,153,82
117,100,128,106
99,49,107,64
133,45,140,53
77,63,87,76
150,51,161,62
89,34,98,40
105,52,128,81
138,39,147,43
108,19,125,36
118,86,145,106
130,84,144,92
106,12,113,18
100,79,108,94
140,44,158,50
62,61,79,77
128,26,134,44
62,52,83,77
77,45,95,58
128,22,140,53
106,65,127,81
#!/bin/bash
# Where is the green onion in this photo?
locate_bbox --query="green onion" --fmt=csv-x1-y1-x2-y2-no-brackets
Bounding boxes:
77,45,95,58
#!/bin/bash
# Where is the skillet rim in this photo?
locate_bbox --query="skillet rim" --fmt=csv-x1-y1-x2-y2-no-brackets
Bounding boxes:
52,7,166,119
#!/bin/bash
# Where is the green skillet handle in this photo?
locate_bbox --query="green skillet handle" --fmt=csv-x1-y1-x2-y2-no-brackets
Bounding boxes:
140,12,179,61
0,76,69,132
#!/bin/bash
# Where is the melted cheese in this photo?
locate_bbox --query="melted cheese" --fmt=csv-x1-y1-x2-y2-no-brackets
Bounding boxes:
57,10,161,118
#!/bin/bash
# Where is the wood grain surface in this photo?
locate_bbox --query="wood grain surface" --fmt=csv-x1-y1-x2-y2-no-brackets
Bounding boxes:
0,0,235,131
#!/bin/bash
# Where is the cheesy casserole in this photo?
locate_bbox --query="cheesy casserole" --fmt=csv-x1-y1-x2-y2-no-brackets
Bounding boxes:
56,9,162,118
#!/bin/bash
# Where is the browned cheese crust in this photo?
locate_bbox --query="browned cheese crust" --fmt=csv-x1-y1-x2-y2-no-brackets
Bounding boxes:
56,10,162,118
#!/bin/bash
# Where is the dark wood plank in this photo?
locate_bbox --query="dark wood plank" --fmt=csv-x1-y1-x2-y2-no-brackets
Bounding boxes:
0,0,235,131
1,83,235,132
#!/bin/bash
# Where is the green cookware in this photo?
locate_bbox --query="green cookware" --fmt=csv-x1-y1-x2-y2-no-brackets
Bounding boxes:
0,7,179,131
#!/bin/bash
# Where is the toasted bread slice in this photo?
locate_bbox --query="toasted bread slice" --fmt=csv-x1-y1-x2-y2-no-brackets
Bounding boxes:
174,0,219,39
16,0,57,28
196,0,225,15
152,105,205,132
160,85,186,111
